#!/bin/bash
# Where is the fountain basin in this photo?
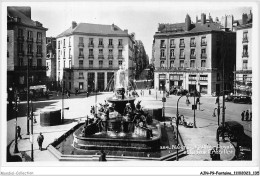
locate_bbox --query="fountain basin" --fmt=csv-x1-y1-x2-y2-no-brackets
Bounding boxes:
107,97,135,114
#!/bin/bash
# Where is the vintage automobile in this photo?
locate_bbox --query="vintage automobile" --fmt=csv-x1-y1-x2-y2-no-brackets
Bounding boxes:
232,96,252,104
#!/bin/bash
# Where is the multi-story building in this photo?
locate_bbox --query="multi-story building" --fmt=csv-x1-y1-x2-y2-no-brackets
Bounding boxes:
56,22,135,93
134,40,149,79
46,37,57,90
234,11,252,96
153,13,236,95
7,6,48,90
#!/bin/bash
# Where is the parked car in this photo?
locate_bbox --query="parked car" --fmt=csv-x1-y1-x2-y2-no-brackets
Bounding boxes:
232,96,252,104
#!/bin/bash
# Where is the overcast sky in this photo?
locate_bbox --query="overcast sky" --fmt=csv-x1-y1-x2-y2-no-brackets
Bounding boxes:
5,1,253,61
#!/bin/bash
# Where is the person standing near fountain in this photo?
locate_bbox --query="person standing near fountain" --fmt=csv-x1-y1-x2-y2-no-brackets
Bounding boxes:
37,132,44,151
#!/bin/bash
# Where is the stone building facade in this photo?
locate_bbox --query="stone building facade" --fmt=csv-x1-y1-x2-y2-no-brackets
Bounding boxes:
153,13,236,95
234,11,252,96
46,37,57,90
7,6,48,90
56,22,135,93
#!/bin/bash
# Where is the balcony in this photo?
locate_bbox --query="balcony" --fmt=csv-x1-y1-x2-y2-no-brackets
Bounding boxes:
190,54,196,59
170,55,175,60
201,53,207,59
118,44,123,49
108,55,114,59
160,44,166,48
179,55,185,59
118,55,123,59
27,52,33,57
26,38,33,43
36,53,43,57
242,37,248,43
98,44,104,48
18,51,24,57
242,52,249,58
160,56,166,60
88,55,94,59
98,55,104,59
14,66,47,71
78,55,84,59
201,41,207,46
36,39,42,43
170,44,176,48
188,77,196,81
78,43,84,47
88,43,94,48
108,44,114,48
179,43,185,48
190,42,196,47
17,36,24,42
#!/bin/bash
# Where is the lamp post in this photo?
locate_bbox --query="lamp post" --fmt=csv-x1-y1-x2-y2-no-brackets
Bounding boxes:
26,56,31,135
176,94,189,161
162,83,166,122
13,88,19,153
30,99,34,161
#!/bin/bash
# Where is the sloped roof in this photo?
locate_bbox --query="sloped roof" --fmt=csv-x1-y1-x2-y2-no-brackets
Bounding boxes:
189,22,223,33
57,23,128,38
7,6,35,26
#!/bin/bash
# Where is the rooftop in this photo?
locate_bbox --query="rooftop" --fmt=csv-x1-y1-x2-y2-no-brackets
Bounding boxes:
57,23,129,38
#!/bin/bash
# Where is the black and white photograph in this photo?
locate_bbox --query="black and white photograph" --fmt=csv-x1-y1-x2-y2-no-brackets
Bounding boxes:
1,1,259,175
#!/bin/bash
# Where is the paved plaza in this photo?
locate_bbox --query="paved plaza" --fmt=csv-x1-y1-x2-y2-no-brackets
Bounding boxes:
7,89,252,161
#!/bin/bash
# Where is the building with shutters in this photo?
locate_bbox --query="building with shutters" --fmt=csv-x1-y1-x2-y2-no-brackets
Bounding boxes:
7,6,48,90
152,13,236,95
56,22,135,93
234,11,252,96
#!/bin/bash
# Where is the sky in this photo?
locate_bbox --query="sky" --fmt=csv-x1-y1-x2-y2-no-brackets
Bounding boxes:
5,1,253,61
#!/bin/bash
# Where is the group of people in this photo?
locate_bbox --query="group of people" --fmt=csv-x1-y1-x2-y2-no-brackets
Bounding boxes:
241,110,252,121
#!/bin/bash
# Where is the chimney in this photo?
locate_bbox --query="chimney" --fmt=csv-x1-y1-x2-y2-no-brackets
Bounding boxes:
215,17,219,22
185,14,191,31
201,13,206,24
242,13,248,25
72,21,77,29
124,29,128,34
111,23,115,31
209,13,213,22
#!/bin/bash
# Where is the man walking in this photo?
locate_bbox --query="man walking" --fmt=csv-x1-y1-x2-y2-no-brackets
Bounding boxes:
37,132,44,151
241,111,245,121
17,126,22,139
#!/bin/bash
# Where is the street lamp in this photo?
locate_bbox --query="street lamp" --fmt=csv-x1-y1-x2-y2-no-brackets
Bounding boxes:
13,88,19,153
30,99,34,161
176,94,189,161
26,56,32,135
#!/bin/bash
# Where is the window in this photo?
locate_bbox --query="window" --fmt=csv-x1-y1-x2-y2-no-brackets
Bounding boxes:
170,39,175,46
118,60,122,66
79,72,84,79
201,48,206,54
7,36,9,42
191,49,195,56
79,48,84,56
37,32,42,41
160,61,165,68
27,44,32,53
160,40,165,47
7,51,9,57
99,38,103,45
29,59,33,67
99,49,103,54
58,61,60,70
109,60,113,67
69,37,71,46
58,50,60,58
69,48,71,57
170,49,175,57
180,39,184,45
243,75,247,82
37,59,42,66
63,39,66,47
37,45,42,54
201,60,206,67
109,39,113,45
243,45,248,56
58,41,60,49
69,60,72,68
118,39,123,46
242,60,248,69
190,38,195,45
190,60,195,68
170,61,174,68
99,60,103,68
18,29,23,36
79,82,84,90
200,75,208,81
160,49,165,58
180,49,184,57
201,36,207,45
18,43,23,52
243,31,248,42
89,38,94,44
63,49,66,58
89,49,93,55
27,31,32,39
79,60,83,68
89,60,93,68
79,37,83,44
109,49,113,55
179,60,184,67
19,58,23,66
118,50,123,56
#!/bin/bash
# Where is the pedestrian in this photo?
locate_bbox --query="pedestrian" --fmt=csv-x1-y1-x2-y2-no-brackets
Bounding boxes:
99,150,107,161
250,111,252,121
215,96,219,104
37,132,44,151
17,126,22,139
149,89,151,95
241,111,245,121
245,110,249,121
196,97,200,105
